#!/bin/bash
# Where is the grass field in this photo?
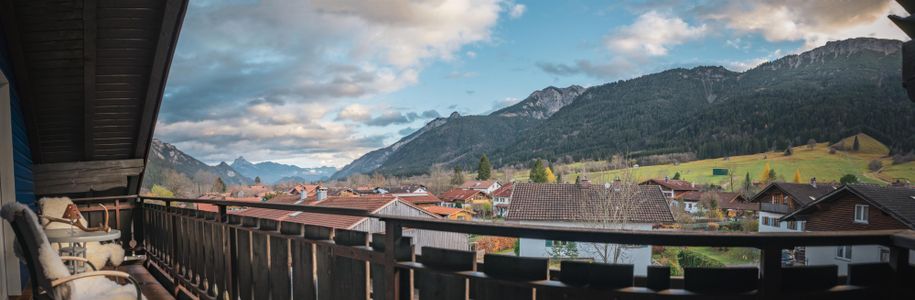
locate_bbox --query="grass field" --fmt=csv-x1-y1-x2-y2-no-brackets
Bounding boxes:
687,247,758,266
507,141,915,188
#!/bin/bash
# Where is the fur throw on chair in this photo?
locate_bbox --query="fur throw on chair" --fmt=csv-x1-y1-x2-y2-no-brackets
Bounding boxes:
2,202,143,300
39,197,126,268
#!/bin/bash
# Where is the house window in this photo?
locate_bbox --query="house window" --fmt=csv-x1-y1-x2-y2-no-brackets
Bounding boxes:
836,246,853,260
880,247,890,263
787,221,797,230
761,216,770,226
854,204,869,224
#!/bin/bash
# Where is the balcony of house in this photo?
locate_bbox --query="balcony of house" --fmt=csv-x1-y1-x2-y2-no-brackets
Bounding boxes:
760,203,791,214
13,194,909,300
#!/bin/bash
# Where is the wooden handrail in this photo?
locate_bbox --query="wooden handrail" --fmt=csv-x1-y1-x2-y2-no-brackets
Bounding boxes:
141,195,370,217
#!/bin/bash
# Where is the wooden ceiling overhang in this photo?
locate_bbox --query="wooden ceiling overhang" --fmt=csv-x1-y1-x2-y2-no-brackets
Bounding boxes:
0,0,189,196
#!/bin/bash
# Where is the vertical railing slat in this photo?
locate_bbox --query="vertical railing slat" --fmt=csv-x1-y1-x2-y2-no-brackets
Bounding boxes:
334,229,369,300
416,247,476,300
236,216,256,300
371,233,413,300
475,254,548,300
306,225,333,300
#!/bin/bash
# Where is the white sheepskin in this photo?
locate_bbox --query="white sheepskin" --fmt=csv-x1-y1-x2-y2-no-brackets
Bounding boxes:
39,197,126,268
2,202,143,300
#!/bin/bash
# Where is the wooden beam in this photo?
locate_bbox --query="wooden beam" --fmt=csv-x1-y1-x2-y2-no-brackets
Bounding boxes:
83,0,97,160
0,0,41,162
33,159,144,195
131,0,188,195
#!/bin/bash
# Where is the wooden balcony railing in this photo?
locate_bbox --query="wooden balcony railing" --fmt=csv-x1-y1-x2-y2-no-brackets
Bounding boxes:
71,195,915,299
760,203,790,214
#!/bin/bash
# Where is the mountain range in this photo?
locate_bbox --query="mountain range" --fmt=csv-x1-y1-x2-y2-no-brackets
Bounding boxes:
230,156,336,184
333,37,915,178
144,139,336,190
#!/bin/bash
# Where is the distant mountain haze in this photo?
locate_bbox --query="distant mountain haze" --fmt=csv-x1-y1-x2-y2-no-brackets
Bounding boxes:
334,38,915,179
144,139,336,191
230,156,336,184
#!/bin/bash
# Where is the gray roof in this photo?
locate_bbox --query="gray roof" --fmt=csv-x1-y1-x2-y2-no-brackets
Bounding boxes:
751,182,837,206
784,184,915,229
506,183,674,223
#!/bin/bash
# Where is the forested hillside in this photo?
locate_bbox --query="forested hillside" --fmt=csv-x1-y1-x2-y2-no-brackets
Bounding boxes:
337,38,915,178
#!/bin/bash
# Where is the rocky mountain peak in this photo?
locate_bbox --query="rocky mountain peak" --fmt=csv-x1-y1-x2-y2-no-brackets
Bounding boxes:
757,38,901,71
448,111,461,119
493,84,586,119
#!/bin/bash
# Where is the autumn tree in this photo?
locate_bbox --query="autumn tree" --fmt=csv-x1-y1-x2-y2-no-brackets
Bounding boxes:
477,154,492,180
544,167,557,183
793,169,801,183
451,166,465,185
529,160,548,183
163,169,193,197
193,170,218,195
213,177,227,193
760,162,771,183
149,184,175,197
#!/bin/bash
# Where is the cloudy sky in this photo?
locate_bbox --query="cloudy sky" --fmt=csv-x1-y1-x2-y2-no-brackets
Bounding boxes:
154,0,908,168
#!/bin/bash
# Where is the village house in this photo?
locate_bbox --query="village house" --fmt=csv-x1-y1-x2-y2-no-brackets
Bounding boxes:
638,177,699,199
750,179,837,233
460,180,502,195
675,191,758,218
230,184,272,199
492,183,514,217
231,195,470,254
782,184,915,275
396,193,444,206
376,184,428,195
505,182,674,276
438,188,492,210
420,205,475,220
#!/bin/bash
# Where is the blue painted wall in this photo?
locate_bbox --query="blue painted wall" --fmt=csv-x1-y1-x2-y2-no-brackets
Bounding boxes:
1,22,36,290
0,29,36,211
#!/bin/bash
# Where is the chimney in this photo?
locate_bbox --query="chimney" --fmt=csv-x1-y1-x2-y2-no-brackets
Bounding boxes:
316,186,328,201
579,178,591,188
664,176,669,182
810,177,817,188
299,188,307,200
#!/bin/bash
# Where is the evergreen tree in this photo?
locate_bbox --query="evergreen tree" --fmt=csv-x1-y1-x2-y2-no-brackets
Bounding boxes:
529,160,547,183
451,166,465,185
793,169,801,183
672,172,681,180
768,169,777,181
213,177,226,193
545,167,557,183
840,174,859,184
743,172,752,194
574,175,582,184
784,146,793,156
852,135,861,152
556,173,563,183
254,176,261,184
477,154,492,180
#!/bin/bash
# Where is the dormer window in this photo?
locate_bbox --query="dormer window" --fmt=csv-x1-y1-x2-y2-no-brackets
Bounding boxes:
854,204,869,224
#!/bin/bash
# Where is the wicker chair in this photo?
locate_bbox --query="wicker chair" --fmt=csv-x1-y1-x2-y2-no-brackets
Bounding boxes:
1,202,141,300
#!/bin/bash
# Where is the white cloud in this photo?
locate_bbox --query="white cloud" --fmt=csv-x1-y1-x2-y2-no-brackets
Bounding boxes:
509,3,526,19
702,0,907,50
337,104,372,122
158,0,506,167
606,11,707,58
466,50,477,58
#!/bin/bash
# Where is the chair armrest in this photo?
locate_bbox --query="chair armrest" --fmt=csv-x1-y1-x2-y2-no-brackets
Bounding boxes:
51,270,141,300
59,256,97,271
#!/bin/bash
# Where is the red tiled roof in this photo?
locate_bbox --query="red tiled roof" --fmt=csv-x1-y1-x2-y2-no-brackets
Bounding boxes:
460,180,497,189
506,183,674,223
677,191,758,211
639,179,699,191
232,195,399,229
439,189,487,202
420,205,467,217
397,193,442,205
492,183,514,197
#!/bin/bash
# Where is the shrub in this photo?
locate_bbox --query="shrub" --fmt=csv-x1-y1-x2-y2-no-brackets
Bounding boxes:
840,174,859,184
828,147,837,154
892,151,915,165
868,159,883,172
678,248,725,268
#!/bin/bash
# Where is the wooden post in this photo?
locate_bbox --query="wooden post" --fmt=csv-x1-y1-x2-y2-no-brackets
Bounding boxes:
384,220,403,300
759,246,782,298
